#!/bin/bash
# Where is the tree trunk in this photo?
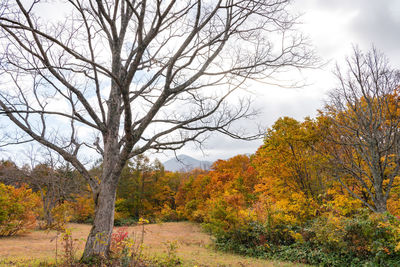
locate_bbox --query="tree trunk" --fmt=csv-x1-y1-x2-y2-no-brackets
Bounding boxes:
39,190,55,229
374,174,387,213
375,203,387,213
81,180,117,260
374,194,387,213
43,208,54,229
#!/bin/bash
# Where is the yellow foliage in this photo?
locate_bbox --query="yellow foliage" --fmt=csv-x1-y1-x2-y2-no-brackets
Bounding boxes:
323,186,363,216
51,202,73,230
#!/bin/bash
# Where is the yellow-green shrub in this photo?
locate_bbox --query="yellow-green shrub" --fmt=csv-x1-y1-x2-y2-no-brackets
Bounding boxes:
51,202,73,230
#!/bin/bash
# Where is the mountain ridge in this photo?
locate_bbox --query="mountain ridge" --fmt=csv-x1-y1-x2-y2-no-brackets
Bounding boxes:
163,154,212,172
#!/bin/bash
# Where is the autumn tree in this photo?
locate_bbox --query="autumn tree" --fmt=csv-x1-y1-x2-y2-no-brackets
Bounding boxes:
176,155,258,226
324,47,400,213
116,154,167,219
0,0,314,258
253,117,328,200
251,117,329,225
175,168,209,220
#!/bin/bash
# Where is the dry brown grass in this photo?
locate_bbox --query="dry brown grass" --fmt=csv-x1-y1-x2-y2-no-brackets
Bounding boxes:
0,222,306,267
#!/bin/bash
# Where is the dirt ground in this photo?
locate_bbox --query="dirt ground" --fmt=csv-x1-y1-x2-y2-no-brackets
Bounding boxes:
0,222,305,267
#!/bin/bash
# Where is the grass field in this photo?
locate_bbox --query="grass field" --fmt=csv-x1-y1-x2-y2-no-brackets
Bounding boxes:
0,222,306,266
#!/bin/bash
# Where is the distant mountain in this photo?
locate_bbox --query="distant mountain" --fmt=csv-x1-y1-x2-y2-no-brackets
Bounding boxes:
163,154,212,172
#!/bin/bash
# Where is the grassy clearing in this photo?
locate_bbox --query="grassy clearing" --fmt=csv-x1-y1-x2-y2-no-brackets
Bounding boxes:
0,222,307,266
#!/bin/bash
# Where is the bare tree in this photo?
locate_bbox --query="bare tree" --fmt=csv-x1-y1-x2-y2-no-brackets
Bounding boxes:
0,0,314,258
0,159,20,185
27,148,83,229
324,47,400,213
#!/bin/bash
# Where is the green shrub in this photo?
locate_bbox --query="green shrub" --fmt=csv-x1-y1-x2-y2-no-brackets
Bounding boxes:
212,222,269,257
114,217,137,226
211,211,400,266
210,220,298,258
306,212,400,260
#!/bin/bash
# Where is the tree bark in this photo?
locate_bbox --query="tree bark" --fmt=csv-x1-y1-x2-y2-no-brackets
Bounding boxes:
43,208,54,229
81,180,117,260
39,189,56,229
375,201,387,213
374,188,387,213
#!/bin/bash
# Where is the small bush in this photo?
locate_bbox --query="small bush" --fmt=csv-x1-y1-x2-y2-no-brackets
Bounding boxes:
51,202,74,230
152,240,182,267
114,217,137,226
0,183,40,236
60,228,79,266
110,227,130,258
156,204,180,222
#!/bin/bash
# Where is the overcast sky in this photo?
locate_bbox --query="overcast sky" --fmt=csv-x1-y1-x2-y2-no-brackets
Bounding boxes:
2,1,400,165
160,0,400,163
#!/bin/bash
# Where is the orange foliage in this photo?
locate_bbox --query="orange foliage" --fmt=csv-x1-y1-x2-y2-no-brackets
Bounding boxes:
0,183,40,236
70,192,94,223
176,155,259,228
